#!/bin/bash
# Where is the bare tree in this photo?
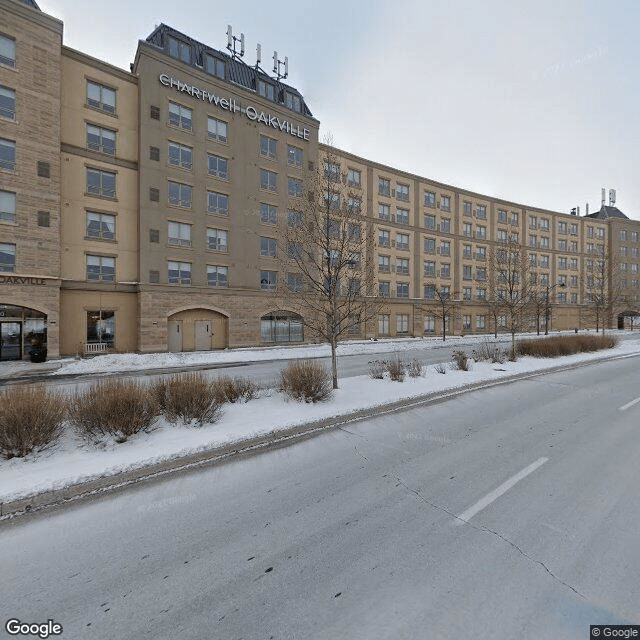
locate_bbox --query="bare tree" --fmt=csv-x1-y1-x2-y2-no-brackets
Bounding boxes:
422,284,459,341
584,245,623,334
489,239,531,355
276,140,382,389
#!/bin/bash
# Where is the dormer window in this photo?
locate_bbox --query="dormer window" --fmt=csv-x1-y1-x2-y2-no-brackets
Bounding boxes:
168,36,190,63
206,54,225,79
285,92,301,113
258,80,275,101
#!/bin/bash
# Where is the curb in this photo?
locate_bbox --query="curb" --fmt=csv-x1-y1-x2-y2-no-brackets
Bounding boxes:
1,349,639,521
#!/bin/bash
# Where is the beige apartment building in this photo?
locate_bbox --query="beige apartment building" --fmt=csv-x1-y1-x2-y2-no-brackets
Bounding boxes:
1,0,639,360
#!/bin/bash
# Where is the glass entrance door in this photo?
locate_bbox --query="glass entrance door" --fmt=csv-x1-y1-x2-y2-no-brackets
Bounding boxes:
0,322,22,360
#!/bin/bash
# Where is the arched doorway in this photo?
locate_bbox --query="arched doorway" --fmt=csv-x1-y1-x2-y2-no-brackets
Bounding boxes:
0,304,47,361
167,308,228,352
260,312,304,343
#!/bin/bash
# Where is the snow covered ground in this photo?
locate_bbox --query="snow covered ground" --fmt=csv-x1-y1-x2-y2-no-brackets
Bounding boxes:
1,334,639,505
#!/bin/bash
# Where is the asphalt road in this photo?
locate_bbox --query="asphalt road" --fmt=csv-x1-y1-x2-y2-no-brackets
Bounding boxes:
1,354,639,639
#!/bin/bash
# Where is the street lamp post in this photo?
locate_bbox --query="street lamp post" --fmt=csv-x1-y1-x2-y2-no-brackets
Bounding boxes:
544,282,566,335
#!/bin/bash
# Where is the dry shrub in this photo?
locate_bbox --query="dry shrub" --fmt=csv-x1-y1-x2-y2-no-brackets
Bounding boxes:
152,373,223,426
211,375,260,403
0,387,68,458
434,362,447,374
387,357,406,382
452,351,470,371
69,379,158,443
517,334,618,358
279,360,332,403
368,360,387,380
472,340,504,363
407,358,423,378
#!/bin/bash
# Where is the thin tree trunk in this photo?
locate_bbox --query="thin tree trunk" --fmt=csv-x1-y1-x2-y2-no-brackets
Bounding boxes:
330,338,338,389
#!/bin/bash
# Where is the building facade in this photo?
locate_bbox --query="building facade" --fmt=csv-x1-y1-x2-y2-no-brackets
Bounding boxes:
1,0,639,360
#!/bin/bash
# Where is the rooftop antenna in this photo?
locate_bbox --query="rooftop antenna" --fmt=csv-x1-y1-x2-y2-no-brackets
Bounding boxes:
273,50,288,81
609,188,616,206
256,43,262,69
601,188,606,206
226,25,245,60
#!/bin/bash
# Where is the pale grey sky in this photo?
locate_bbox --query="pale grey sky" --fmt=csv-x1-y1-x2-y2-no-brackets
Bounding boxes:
39,0,640,219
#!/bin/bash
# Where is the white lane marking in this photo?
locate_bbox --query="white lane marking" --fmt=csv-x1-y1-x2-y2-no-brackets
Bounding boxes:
455,457,549,525
619,396,640,412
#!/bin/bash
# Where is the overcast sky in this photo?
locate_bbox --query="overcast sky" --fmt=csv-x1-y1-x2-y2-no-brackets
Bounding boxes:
38,0,640,220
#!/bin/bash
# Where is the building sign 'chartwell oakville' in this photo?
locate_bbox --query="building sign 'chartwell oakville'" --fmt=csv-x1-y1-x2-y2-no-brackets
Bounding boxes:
159,73,310,141
0,276,47,285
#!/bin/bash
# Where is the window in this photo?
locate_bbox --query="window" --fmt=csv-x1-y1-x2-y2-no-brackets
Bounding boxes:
570,223,578,235
379,204,390,221
424,191,436,207
168,36,190,63
168,181,192,208
260,270,277,291
463,287,471,301
87,310,114,346
440,218,451,233
424,214,436,230
396,258,409,275
207,265,228,288
260,203,277,224
169,142,193,170
378,281,390,297
287,274,303,293
463,223,472,238
207,117,227,143
497,229,508,243
257,80,275,100
378,229,390,247
510,232,519,243
498,209,508,224
260,135,277,159
288,145,302,167
288,210,303,228
529,235,537,248
261,312,303,342
378,314,390,336
424,285,435,300
169,102,192,131
570,275,578,287
205,54,225,79
440,195,451,211
558,257,567,269
168,261,191,285
285,92,301,112
37,160,50,178
441,263,451,278
476,226,486,240
529,252,537,266
539,218,549,231
168,221,191,247
324,161,341,181
86,169,116,198
476,246,486,260
149,146,160,161
347,223,361,241
149,187,160,202
0,138,15,171
378,255,390,272
476,267,487,281
476,205,487,219
570,258,578,270
260,169,277,192
511,212,519,225
0,242,15,272
558,239,567,251
0,34,15,68
150,105,160,120
149,229,159,243
260,237,277,257
423,315,435,333
86,81,115,114
570,293,578,304
348,279,361,295
463,265,472,280
540,255,549,268
557,292,566,303
86,211,115,240
396,314,409,333
463,244,472,258
440,240,450,256
379,178,390,196
208,154,228,179
476,288,486,300
424,237,436,254
632,231,639,243
396,184,409,201
396,208,409,224
463,315,471,331
529,215,537,229
347,196,361,214
396,233,409,250
587,226,594,238
288,177,303,198
558,221,567,234
540,237,550,248
207,191,228,215
86,125,115,155
463,201,472,216
347,168,361,187
396,283,409,299
424,260,436,277
37,211,50,227
207,228,228,252
476,315,486,330
348,252,361,269
86,255,115,282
